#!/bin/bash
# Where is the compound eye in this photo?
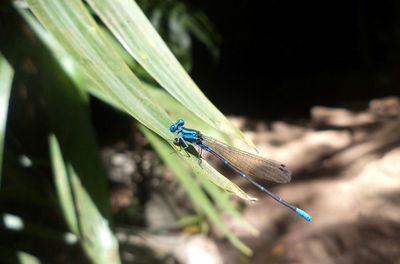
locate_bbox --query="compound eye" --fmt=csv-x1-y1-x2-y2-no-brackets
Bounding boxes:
169,124,176,132
178,119,185,126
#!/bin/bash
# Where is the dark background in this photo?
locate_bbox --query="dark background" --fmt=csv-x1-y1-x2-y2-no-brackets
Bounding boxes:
190,1,400,118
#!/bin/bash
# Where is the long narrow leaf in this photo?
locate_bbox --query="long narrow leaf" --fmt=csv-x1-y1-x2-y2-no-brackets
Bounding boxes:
18,5,255,201
20,3,257,255
17,251,41,264
0,248,41,264
0,53,13,187
27,0,171,139
141,126,252,255
49,135,120,264
49,135,78,234
85,0,256,148
5,7,120,261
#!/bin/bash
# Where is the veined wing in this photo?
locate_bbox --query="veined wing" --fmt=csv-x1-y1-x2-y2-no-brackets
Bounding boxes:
202,135,291,183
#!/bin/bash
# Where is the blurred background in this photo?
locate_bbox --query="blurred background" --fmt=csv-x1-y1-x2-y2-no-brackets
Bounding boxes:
1,0,400,263
191,0,400,118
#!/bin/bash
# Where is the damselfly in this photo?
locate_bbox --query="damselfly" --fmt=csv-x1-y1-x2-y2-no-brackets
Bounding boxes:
169,119,312,221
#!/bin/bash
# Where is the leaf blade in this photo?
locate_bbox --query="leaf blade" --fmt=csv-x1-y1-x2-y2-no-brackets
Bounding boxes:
49,135,121,264
27,0,172,140
86,0,256,148
141,126,252,255
0,53,14,187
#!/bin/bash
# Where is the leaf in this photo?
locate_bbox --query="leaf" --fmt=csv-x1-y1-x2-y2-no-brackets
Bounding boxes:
0,53,14,187
18,5,255,201
136,0,220,69
23,0,254,200
0,248,41,264
9,6,121,260
141,126,252,255
85,0,256,149
135,90,254,200
182,9,222,60
27,0,172,139
17,251,41,264
49,135,78,234
21,1,256,254
49,135,121,264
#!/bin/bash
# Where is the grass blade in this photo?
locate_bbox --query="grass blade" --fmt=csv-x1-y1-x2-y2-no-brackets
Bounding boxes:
141,126,252,255
27,0,171,139
49,135,78,234
49,135,121,264
19,4,255,200
21,2,257,254
85,0,256,148
0,53,13,187
3,7,121,260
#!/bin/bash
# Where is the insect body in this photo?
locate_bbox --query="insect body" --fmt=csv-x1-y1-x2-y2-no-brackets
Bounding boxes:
170,119,312,221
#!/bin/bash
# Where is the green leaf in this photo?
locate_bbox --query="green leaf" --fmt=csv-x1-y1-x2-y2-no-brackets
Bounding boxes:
182,9,222,61
6,6,120,261
18,5,255,201
17,251,41,264
49,135,121,264
167,3,193,71
0,248,41,264
27,0,172,139
141,126,252,255
136,89,254,200
85,0,255,148
136,1,220,70
0,53,13,187
21,1,256,254
49,135,78,234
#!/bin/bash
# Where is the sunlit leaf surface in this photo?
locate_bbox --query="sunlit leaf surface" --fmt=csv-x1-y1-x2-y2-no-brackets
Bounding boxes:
86,0,255,148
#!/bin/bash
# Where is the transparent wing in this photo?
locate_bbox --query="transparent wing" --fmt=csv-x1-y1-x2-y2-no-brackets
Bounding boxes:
202,135,291,183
